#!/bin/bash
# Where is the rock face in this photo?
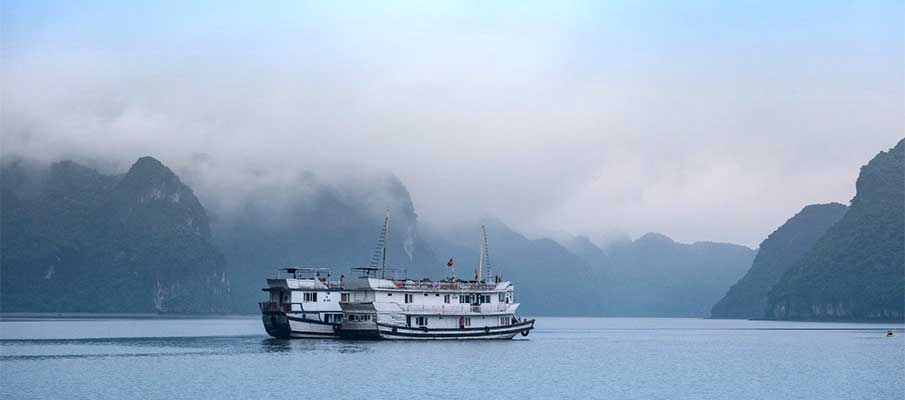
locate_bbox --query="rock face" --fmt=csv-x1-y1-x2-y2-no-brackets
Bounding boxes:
0,157,230,313
212,173,438,313
603,233,756,317
711,203,848,319
767,139,904,321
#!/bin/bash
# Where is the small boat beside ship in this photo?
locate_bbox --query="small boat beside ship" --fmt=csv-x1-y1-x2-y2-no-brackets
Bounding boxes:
259,213,534,340
259,267,344,338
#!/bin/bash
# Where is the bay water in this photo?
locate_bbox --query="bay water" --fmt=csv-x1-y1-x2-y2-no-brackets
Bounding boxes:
1,317,902,399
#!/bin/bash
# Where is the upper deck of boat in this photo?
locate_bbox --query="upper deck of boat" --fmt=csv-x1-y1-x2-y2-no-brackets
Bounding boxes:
346,277,512,293
264,267,512,294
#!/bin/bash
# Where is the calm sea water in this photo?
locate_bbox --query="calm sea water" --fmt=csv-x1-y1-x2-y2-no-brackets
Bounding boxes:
1,317,902,400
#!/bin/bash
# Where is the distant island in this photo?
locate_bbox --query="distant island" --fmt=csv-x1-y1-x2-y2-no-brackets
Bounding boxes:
2,139,903,321
714,139,904,321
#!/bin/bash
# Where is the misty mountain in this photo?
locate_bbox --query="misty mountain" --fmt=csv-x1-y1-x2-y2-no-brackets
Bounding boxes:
711,203,848,319
211,173,439,313
554,233,614,272
426,218,605,316
601,233,755,317
767,139,904,321
0,157,230,313
0,154,795,319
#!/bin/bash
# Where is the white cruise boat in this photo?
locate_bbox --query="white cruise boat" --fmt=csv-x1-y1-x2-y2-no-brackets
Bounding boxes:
336,224,535,340
259,213,535,340
259,267,345,338
336,274,534,340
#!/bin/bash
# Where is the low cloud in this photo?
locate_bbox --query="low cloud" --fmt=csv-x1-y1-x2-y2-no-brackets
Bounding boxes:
2,1,902,246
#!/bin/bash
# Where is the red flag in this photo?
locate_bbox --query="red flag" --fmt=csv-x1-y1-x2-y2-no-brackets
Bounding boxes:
447,258,454,268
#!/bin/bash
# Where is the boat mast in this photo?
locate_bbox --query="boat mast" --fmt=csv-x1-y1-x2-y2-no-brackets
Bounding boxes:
367,210,390,279
478,225,491,284
478,231,483,283
381,211,389,279
483,225,492,283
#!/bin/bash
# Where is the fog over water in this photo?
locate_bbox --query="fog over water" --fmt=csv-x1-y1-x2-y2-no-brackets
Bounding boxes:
2,1,902,246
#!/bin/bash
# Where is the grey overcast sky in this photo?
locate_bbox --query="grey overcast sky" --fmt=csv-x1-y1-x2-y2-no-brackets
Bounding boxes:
2,1,903,247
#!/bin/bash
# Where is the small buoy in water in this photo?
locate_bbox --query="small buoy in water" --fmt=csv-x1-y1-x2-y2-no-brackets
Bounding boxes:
885,330,894,337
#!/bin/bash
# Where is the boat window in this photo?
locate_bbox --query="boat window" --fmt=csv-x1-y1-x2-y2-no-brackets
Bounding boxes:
415,316,427,326
424,293,429,296
464,317,471,327
325,314,332,323
340,293,350,302
387,293,392,296
499,293,505,302
404,294,413,304
443,295,450,304
303,292,318,302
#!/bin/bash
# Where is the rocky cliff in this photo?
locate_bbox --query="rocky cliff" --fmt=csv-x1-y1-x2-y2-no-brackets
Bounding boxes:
711,203,848,319
0,157,230,313
767,139,904,321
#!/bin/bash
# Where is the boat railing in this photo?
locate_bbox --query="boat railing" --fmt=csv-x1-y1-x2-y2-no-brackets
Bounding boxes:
377,280,501,291
397,304,510,314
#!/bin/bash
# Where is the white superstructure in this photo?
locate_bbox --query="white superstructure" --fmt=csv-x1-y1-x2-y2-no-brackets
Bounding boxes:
336,275,534,340
336,224,534,340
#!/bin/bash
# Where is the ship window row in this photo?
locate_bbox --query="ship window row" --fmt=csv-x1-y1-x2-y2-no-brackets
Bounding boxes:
379,292,503,305
303,292,318,302
415,316,428,326
456,294,494,304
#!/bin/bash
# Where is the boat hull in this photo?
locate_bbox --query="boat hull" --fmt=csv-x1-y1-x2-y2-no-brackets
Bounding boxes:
261,312,339,339
375,319,535,340
335,327,383,340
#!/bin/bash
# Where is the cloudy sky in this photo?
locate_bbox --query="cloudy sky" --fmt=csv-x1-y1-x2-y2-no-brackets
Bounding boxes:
2,1,902,247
